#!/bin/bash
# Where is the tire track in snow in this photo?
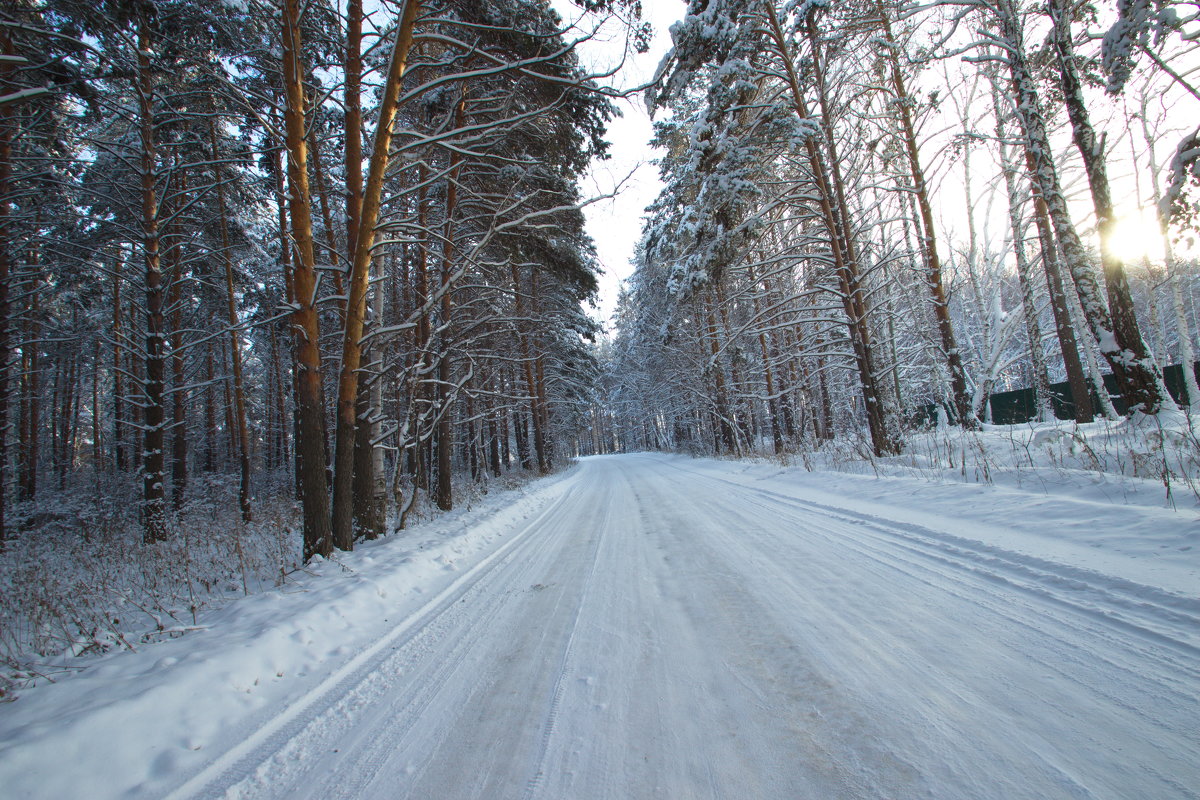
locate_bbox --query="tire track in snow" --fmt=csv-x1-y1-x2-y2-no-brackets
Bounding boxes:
162,454,1200,800
629,471,936,798
163,477,584,800
657,459,1200,771
520,478,612,800
732,491,1198,727
242,473,616,800
273,517,560,800
348,484,601,800
641,458,1198,797
670,461,1200,734
660,459,1200,659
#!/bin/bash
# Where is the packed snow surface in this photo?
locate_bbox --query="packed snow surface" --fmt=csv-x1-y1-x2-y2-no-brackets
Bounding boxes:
1,452,1197,799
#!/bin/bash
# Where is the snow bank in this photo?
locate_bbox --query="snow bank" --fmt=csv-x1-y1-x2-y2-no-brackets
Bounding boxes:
0,468,579,799
693,414,1200,595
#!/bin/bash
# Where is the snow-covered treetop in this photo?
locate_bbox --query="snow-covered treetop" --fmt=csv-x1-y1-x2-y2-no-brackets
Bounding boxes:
1101,0,1196,93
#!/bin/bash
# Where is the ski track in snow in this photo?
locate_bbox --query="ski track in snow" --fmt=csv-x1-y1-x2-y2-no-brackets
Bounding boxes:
3,452,1198,799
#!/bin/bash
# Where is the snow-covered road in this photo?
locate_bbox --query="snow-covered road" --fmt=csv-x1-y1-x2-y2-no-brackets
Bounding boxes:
4,452,1198,798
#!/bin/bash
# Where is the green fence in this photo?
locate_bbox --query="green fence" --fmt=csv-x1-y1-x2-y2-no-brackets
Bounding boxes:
914,361,1199,426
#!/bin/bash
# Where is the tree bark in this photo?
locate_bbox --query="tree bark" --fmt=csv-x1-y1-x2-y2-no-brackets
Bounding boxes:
167,189,187,510
351,259,385,540
343,0,364,262
1029,172,1094,421
436,92,464,509
282,0,332,560
999,0,1167,415
107,249,126,472
1046,0,1169,414
748,263,783,454
92,338,102,472
767,6,898,455
307,120,345,301
994,89,1054,421
17,266,38,501
701,295,737,454
203,339,216,471
0,28,12,544
332,0,422,547
136,11,167,543
488,387,503,477
511,265,548,471
874,1,975,428
806,19,898,453
210,120,253,521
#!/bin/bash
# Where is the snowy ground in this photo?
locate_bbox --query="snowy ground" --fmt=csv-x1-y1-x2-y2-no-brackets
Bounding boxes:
1,445,1197,799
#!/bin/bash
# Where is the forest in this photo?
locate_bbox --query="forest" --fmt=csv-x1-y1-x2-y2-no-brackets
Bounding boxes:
608,0,1200,460
1,0,1198,684
0,0,651,677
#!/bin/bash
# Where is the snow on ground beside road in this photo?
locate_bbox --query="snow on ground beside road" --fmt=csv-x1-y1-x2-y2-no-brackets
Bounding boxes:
767,414,1200,594
0,471,581,798
0,419,1197,799
683,456,1199,598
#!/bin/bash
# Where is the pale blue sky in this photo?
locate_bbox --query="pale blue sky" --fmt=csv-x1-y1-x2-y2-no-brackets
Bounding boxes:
550,0,686,329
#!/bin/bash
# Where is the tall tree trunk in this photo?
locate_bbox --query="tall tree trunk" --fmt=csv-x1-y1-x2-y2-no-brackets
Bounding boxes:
0,28,13,544
220,335,236,465
512,377,532,470
332,0,423,547
70,342,82,478
535,351,552,468
702,296,737,453
1029,172,1094,421
999,0,1167,415
1046,0,1169,414
58,348,77,487
1071,278,1122,419
805,17,898,453
271,143,302,498
204,339,216,472
307,120,345,301
874,1,975,427
136,11,167,543
92,338,102,472
530,268,553,471
435,92,464,509
351,261,385,540
343,0,364,264
370,346,388,528
994,90,1054,421
210,120,252,521
128,299,144,479
1140,109,1200,405
488,389,503,477
509,265,546,472
715,280,752,452
268,321,290,471
1047,0,1169,414
412,167,432,492
111,252,127,472
748,264,783,454
351,379,380,536
499,378,512,468
167,201,187,510
282,0,331,560
762,270,799,443
19,279,39,500
767,6,898,455
49,356,60,485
